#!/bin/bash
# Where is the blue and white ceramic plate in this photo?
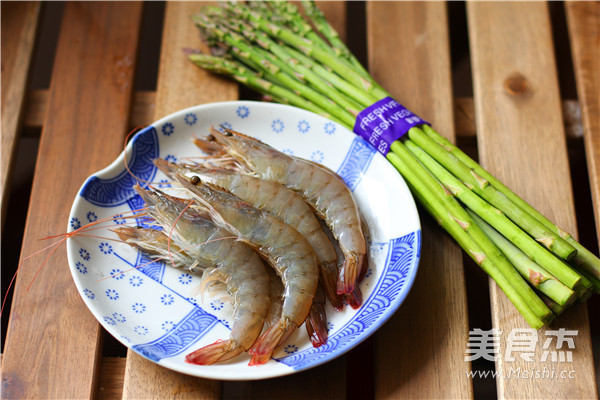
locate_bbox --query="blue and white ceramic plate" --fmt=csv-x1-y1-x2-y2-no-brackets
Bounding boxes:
67,101,421,380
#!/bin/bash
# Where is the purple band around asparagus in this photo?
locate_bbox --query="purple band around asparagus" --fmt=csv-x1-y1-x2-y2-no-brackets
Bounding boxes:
353,97,429,155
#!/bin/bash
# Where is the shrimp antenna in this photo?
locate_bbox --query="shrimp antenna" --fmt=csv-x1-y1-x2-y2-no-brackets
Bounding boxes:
0,207,150,319
104,225,238,281
1,273,18,319
25,207,149,292
166,198,196,269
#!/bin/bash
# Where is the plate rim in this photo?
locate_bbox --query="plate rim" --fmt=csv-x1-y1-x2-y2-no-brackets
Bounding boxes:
66,100,422,380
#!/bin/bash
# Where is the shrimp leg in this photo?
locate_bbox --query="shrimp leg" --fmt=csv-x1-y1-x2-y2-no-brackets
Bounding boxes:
176,175,319,365
155,158,343,311
128,186,271,365
196,127,366,298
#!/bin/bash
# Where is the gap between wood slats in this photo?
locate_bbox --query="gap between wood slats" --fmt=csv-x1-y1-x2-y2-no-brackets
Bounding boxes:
13,93,598,400
21,89,585,141
0,1,41,234
13,80,598,400
0,2,143,398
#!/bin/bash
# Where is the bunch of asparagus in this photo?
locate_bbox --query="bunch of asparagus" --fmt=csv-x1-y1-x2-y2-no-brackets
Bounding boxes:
188,0,599,328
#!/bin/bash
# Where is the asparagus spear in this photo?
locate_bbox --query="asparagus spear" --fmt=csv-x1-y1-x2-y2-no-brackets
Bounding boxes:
407,126,577,260
187,0,599,327
188,53,344,125
403,139,585,292
299,0,373,80
388,140,553,325
419,124,600,285
467,210,576,306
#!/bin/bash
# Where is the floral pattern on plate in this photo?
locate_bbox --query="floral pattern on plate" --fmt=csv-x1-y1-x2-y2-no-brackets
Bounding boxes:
67,101,421,380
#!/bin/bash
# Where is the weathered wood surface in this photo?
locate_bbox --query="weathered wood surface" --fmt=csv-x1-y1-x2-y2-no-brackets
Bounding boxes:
2,1,598,399
565,1,600,249
467,2,597,398
0,1,41,233
241,3,349,399
121,2,235,399
367,2,473,399
22,90,584,141
0,2,143,399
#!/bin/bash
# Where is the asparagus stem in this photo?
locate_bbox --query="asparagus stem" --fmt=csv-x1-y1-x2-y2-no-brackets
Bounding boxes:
387,147,549,328
236,6,388,100
198,2,382,109
265,0,376,87
408,126,577,261
404,138,583,291
188,1,599,326
237,23,364,115
576,269,600,294
467,210,576,306
268,1,332,51
188,54,344,125
197,20,357,127
420,124,600,281
282,46,379,108
299,0,372,79
389,141,553,325
537,292,565,315
233,7,378,108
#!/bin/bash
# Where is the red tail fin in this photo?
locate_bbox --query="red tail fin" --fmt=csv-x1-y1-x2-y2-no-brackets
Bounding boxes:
185,339,243,365
248,318,296,366
306,301,328,348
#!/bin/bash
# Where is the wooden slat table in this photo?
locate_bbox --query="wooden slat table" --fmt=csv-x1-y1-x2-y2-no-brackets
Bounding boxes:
1,2,598,399
468,3,595,398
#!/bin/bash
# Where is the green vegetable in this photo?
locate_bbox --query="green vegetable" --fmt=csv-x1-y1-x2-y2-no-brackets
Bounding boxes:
188,0,599,327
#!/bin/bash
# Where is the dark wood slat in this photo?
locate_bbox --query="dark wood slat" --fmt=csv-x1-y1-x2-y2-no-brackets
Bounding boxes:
1,1,41,233
97,357,127,400
0,2,142,398
121,2,234,397
467,2,597,398
244,2,350,398
565,1,600,247
366,2,473,399
23,90,585,141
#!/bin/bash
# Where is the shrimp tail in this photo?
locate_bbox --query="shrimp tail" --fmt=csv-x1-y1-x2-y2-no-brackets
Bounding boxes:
345,286,363,310
358,258,369,282
320,261,344,311
337,253,364,297
248,317,296,366
358,224,370,283
185,339,244,365
305,302,328,348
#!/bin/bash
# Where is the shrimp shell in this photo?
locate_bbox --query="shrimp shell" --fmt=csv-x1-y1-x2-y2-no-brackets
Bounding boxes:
155,158,343,310
262,267,328,348
197,127,366,297
130,185,271,365
176,175,319,365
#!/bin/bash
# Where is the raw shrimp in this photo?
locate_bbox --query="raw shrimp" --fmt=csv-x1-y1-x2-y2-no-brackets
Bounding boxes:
128,185,271,365
264,269,285,330
262,267,328,348
195,127,366,297
306,285,328,348
155,158,343,311
176,175,319,365
113,225,205,271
